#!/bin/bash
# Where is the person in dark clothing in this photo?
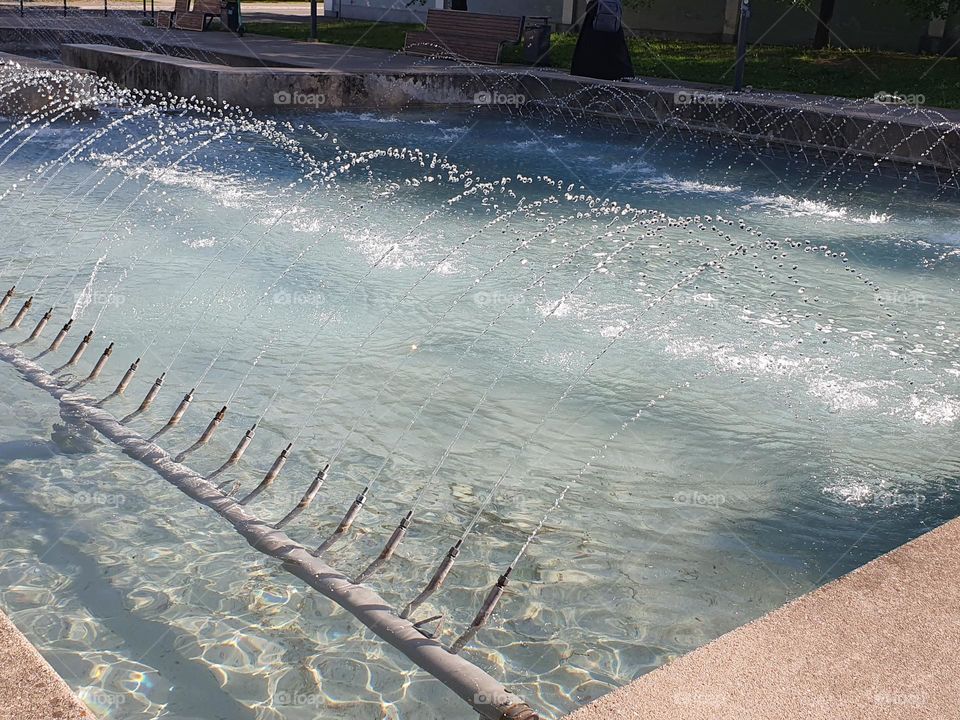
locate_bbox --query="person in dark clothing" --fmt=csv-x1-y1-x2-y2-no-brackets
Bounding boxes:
570,0,635,81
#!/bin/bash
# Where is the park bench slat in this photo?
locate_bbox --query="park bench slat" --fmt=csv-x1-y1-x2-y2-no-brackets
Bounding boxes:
168,0,221,31
174,11,205,30
404,31,506,64
424,9,523,40
404,9,525,65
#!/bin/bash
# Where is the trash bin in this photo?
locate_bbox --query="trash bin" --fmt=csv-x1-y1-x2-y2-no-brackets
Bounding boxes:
523,16,551,67
222,0,244,34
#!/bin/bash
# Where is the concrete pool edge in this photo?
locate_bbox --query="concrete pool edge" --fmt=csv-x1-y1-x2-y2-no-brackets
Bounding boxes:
564,512,960,720
44,41,960,175
0,609,95,720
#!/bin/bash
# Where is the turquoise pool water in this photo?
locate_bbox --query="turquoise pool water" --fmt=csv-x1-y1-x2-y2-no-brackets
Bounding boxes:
0,77,959,719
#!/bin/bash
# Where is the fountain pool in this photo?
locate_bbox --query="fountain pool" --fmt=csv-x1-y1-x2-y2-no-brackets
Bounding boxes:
1,69,959,720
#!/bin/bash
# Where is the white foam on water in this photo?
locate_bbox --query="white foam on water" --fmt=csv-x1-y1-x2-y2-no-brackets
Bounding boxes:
903,392,960,426
91,152,258,211
640,174,741,195
822,479,925,509
805,376,889,412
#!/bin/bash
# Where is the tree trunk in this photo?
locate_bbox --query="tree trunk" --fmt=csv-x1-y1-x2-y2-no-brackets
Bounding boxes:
813,0,836,49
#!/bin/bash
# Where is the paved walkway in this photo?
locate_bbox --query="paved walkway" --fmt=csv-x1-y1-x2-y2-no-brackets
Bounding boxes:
0,610,92,720
565,514,960,720
2,0,316,21
0,8,463,70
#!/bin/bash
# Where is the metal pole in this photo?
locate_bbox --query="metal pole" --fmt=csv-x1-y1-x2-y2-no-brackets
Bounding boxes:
63,0,67,17
151,0,154,19
19,0,23,17
310,0,317,40
103,0,107,15
733,0,751,92
142,0,146,15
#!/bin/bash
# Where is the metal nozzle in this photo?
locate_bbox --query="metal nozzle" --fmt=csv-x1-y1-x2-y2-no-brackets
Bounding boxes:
209,424,257,483
273,462,327,528
238,443,293,505
55,330,92,372
174,405,226,463
400,540,462,619
83,342,114,383
449,566,513,654
354,510,413,584
7,296,32,329
121,373,165,424
47,318,73,353
147,388,193,442
24,308,53,343
314,484,367,556
0,286,13,315
114,358,140,396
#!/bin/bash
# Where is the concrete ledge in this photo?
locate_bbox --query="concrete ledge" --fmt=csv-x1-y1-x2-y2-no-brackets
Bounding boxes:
57,43,960,174
0,610,93,720
565,514,960,720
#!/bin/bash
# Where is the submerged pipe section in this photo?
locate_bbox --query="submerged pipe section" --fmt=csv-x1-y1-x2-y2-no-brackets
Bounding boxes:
174,405,226,462
114,358,139,395
354,511,413,584
273,463,327,529
449,566,513,654
46,318,74,354
23,308,52,343
314,486,367,555
209,424,257,482
96,357,139,406
0,343,540,720
54,330,92,372
6,296,32,330
120,373,165,424
0,286,13,315
148,388,193,442
401,541,462,619
239,443,293,505
81,342,114,384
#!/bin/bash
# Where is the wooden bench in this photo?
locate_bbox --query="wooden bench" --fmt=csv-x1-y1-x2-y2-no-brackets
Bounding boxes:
165,0,221,31
404,9,525,65
156,0,187,29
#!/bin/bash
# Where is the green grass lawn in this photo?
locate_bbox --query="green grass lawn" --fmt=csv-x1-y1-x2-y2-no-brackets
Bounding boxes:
244,21,960,109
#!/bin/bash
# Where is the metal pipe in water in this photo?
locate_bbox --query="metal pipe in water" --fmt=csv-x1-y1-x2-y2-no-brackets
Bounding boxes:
354,511,412,584
84,342,114,383
61,330,92,369
273,464,326,528
113,358,140,396
47,318,73,353
400,541,461,619
314,486,367,555
148,389,193,442
7,296,32,329
174,406,226,462
239,444,294,505
209,424,257,481
121,373,165,423
0,344,541,720
0,286,14,315
24,308,52,343
449,567,512,654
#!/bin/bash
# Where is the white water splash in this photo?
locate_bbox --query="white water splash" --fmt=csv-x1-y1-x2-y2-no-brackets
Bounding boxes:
71,254,107,319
